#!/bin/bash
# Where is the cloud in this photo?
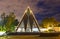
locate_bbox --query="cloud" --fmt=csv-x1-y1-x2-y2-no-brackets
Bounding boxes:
0,0,59,22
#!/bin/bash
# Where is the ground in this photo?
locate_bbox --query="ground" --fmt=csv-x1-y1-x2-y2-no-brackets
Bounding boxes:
0,35,60,39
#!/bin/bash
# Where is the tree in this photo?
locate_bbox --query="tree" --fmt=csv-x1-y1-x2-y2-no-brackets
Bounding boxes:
0,12,19,32
0,13,6,31
13,19,19,26
11,19,19,32
5,12,16,32
1,12,5,26
41,17,58,28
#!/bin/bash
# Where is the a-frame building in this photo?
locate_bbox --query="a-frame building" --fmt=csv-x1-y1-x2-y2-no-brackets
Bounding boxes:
16,6,40,32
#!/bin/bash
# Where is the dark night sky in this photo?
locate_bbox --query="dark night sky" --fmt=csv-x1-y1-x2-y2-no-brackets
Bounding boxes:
0,0,60,23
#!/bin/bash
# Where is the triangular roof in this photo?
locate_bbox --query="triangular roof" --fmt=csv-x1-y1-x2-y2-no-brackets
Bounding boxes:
16,6,40,32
